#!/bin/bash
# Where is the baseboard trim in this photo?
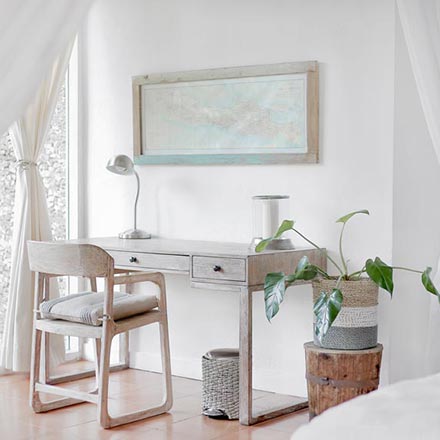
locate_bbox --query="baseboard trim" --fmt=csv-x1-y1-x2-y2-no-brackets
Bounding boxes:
129,351,307,395
130,351,203,381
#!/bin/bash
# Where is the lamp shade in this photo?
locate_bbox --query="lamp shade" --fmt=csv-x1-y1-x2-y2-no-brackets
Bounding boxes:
106,154,134,176
105,154,150,239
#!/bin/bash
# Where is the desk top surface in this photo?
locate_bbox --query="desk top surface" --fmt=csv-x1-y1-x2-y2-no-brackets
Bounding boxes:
64,237,310,258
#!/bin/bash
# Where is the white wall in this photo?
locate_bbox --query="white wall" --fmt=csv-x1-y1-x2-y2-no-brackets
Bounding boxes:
391,16,440,382
81,0,395,395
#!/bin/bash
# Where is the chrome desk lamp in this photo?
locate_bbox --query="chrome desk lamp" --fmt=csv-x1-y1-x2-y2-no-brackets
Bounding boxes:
106,154,151,239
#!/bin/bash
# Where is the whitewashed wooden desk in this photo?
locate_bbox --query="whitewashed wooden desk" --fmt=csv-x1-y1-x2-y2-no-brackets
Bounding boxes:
67,237,325,425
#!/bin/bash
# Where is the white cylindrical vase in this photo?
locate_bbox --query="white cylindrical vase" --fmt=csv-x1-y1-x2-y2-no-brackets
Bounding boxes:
251,195,293,250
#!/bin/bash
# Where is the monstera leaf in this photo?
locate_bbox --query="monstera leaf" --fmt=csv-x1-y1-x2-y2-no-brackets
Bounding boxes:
336,209,369,224
255,220,295,252
264,272,286,321
273,219,295,238
365,257,394,295
290,256,318,282
313,288,343,344
264,256,321,322
422,267,440,301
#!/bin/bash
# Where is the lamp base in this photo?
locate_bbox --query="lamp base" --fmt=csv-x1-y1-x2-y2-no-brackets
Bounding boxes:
118,229,151,239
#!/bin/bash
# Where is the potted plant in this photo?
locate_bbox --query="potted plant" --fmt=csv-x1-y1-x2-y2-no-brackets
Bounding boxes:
256,210,440,350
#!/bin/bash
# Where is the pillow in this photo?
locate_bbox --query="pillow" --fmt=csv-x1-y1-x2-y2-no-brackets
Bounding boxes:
40,291,158,326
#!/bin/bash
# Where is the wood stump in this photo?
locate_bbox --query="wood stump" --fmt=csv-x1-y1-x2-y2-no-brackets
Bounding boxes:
304,342,383,419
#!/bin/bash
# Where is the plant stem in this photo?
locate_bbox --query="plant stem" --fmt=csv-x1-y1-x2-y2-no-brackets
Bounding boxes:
292,228,344,275
313,265,331,279
348,267,366,279
335,274,344,290
391,266,423,274
338,223,348,278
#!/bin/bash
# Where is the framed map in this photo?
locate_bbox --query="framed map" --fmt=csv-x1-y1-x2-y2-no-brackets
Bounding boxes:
133,61,319,165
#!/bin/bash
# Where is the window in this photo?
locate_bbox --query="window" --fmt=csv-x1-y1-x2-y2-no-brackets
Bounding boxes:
0,132,15,340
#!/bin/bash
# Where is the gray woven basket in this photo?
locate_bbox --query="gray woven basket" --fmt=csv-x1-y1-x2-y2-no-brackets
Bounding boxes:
312,278,379,350
202,348,239,420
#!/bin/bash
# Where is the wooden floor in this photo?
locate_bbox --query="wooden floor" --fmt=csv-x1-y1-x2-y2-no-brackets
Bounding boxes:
0,361,309,439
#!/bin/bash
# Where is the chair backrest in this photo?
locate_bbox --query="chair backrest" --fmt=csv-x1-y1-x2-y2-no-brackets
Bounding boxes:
28,241,114,278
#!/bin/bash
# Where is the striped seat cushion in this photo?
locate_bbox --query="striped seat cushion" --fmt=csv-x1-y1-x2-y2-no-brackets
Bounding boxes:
40,291,158,326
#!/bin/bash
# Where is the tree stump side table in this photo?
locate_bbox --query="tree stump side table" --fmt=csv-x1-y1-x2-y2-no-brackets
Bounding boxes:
304,342,383,419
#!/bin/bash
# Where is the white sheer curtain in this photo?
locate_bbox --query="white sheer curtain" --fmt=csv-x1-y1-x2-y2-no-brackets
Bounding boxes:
397,0,440,373
0,0,93,136
0,0,94,372
0,45,73,372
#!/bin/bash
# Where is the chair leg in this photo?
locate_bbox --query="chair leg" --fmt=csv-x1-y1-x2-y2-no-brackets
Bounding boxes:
30,327,42,411
98,326,113,428
92,339,101,394
96,314,173,429
30,327,85,413
159,316,173,411
43,332,50,384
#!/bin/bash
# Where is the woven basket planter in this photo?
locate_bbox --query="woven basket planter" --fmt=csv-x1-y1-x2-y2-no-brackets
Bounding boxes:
312,278,379,350
202,349,239,420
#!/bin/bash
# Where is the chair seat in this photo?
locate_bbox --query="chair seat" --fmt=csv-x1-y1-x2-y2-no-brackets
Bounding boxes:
40,291,158,326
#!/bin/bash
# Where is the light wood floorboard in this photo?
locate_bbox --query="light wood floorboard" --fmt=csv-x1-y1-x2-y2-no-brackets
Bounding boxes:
0,361,308,439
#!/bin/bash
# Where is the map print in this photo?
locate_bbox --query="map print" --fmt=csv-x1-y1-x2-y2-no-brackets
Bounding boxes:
141,73,307,155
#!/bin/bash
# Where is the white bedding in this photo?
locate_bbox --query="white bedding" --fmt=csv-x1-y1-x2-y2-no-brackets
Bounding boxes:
293,373,440,440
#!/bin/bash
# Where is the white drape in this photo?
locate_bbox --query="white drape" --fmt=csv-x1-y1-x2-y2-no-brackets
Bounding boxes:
0,0,93,137
397,0,440,373
0,45,74,372
0,0,94,373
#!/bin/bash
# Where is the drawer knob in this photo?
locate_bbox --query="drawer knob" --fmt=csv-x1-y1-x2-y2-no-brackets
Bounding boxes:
129,256,138,263
213,265,222,272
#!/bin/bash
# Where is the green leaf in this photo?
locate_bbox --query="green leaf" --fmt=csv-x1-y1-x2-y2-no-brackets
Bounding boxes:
255,219,295,253
336,209,370,224
296,255,309,272
422,267,440,299
284,256,319,286
365,257,394,295
285,273,297,284
313,288,343,344
293,255,318,281
313,291,327,317
255,238,272,253
264,272,286,321
274,219,295,239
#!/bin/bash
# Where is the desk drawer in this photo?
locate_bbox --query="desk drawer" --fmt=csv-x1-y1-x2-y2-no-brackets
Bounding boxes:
108,250,189,272
192,256,246,282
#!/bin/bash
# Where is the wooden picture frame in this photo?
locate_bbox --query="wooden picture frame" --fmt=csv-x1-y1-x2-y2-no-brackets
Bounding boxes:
133,61,319,165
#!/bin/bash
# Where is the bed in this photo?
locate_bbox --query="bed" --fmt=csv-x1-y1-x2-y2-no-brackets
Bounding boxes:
293,372,440,440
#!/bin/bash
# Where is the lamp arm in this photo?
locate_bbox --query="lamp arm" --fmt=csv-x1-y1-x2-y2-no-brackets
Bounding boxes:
133,170,140,230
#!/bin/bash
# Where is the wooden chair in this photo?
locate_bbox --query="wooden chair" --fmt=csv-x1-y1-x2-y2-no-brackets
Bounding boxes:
27,241,173,429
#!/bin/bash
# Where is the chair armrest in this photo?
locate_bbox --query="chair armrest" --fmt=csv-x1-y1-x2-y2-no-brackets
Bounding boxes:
114,268,131,274
114,271,164,286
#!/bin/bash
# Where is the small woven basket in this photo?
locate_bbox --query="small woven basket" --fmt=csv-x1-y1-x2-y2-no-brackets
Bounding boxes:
202,348,239,420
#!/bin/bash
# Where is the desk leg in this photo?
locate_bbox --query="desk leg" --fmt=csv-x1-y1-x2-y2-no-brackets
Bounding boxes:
239,287,253,425
119,278,131,369
239,286,308,426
